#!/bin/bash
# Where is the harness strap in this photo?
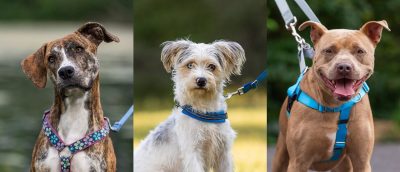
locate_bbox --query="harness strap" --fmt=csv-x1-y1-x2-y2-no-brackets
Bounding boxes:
286,70,369,161
225,70,268,99
177,104,227,123
42,111,110,172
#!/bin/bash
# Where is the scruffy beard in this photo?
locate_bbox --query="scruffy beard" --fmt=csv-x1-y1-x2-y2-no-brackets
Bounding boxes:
173,80,224,109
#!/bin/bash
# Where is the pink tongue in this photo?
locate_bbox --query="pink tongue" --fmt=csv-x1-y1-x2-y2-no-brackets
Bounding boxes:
334,79,355,96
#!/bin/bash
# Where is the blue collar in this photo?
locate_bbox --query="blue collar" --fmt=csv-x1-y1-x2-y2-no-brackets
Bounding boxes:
177,104,227,123
286,68,369,161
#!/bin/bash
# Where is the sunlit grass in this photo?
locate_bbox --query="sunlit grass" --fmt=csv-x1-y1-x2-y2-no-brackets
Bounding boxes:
134,107,266,172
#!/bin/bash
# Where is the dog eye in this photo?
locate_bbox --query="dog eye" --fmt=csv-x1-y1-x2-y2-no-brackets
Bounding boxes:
356,48,365,54
75,46,84,53
207,64,216,71
187,63,194,69
48,55,56,63
323,48,334,54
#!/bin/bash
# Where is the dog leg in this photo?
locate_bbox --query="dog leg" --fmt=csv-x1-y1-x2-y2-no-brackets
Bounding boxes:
272,132,289,172
345,109,374,172
287,158,309,172
181,149,204,172
214,146,234,172
332,155,353,172
176,129,204,172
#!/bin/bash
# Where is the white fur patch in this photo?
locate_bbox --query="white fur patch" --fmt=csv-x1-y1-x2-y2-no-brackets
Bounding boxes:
54,47,76,73
41,92,92,171
42,147,59,171
327,132,336,151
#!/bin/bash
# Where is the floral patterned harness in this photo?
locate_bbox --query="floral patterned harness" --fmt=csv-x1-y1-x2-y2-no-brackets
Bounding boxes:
42,110,110,172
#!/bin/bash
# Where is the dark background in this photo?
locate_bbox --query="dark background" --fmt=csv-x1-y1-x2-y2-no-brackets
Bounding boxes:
133,0,267,170
267,0,400,143
0,0,133,171
134,0,267,110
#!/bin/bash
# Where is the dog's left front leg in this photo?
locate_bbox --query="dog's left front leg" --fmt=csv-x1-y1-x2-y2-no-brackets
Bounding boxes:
176,129,204,172
214,150,234,172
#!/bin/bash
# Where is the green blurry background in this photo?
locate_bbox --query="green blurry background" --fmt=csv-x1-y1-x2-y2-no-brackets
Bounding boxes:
0,0,133,171
133,0,267,171
267,0,400,144
267,0,400,171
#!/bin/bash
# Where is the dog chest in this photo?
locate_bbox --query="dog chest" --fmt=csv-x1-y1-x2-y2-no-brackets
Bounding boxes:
41,147,93,171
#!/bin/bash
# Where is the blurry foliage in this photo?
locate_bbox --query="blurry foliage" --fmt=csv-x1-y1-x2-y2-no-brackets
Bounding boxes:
0,0,132,23
267,0,400,142
134,0,267,110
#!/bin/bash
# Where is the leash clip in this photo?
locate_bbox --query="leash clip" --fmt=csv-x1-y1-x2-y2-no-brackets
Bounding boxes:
225,88,243,100
104,117,119,132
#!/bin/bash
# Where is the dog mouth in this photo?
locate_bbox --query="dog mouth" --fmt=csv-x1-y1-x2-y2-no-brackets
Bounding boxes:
60,82,92,93
320,73,367,101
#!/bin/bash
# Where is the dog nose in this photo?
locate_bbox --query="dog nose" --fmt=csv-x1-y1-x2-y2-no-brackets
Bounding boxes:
196,77,207,87
58,66,75,80
336,63,353,75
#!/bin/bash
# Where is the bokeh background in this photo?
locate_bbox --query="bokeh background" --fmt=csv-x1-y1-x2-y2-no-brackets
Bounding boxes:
267,0,400,171
133,0,267,171
0,0,133,171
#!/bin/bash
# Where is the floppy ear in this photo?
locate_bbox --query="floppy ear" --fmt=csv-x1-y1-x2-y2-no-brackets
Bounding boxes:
299,21,328,44
77,22,120,46
21,44,48,88
161,40,192,73
360,20,390,45
212,40,246,78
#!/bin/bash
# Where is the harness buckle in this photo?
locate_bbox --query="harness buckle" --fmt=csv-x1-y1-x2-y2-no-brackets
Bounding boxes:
338,119,349,124
334,141,346,149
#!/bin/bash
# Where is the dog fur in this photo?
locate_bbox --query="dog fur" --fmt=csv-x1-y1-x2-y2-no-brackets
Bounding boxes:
272,21,390,172
134,39,246,172
21,22,120,172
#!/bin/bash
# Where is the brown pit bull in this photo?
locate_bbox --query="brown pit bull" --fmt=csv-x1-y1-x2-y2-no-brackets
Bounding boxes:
272,20,390,172
21,22,119,172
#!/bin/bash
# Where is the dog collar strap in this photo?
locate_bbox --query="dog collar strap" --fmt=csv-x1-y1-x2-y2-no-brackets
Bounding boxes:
179,105,227,123
42,111,110,172
286,69,369,161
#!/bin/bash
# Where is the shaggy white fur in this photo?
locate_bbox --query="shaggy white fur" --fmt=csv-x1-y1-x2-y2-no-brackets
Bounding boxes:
134,39,246,172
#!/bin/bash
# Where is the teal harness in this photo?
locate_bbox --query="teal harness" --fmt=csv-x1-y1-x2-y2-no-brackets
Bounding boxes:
286,68,369,161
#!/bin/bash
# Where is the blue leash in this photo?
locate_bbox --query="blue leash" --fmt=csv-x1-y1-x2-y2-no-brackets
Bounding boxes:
107,105,134,132
225,70,268,99
286,68,369,161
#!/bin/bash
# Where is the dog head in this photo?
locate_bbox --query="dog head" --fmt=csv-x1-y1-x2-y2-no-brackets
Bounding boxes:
161,39,246,102
21,22,119,97
299,20,390,101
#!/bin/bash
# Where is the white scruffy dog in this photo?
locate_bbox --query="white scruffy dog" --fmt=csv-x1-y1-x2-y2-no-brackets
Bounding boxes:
134,39,246,172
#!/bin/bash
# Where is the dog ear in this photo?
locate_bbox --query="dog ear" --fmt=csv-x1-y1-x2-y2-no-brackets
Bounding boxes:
77,22,120,46
21,44,48,88
299,21,328,44
161,40,192,73
360,20,390,45
212,40,246,78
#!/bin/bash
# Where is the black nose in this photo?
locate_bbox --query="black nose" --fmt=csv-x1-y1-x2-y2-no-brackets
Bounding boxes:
58,66,75,80
336,63,353,75
196,77,207,87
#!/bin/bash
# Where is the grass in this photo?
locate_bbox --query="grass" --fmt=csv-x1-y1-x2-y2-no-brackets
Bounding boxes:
134,106,266,172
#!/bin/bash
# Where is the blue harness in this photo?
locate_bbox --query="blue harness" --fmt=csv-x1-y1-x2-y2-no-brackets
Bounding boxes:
286,68,369,161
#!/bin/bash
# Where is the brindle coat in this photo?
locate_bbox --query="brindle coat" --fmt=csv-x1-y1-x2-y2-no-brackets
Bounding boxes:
21,22,119,172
